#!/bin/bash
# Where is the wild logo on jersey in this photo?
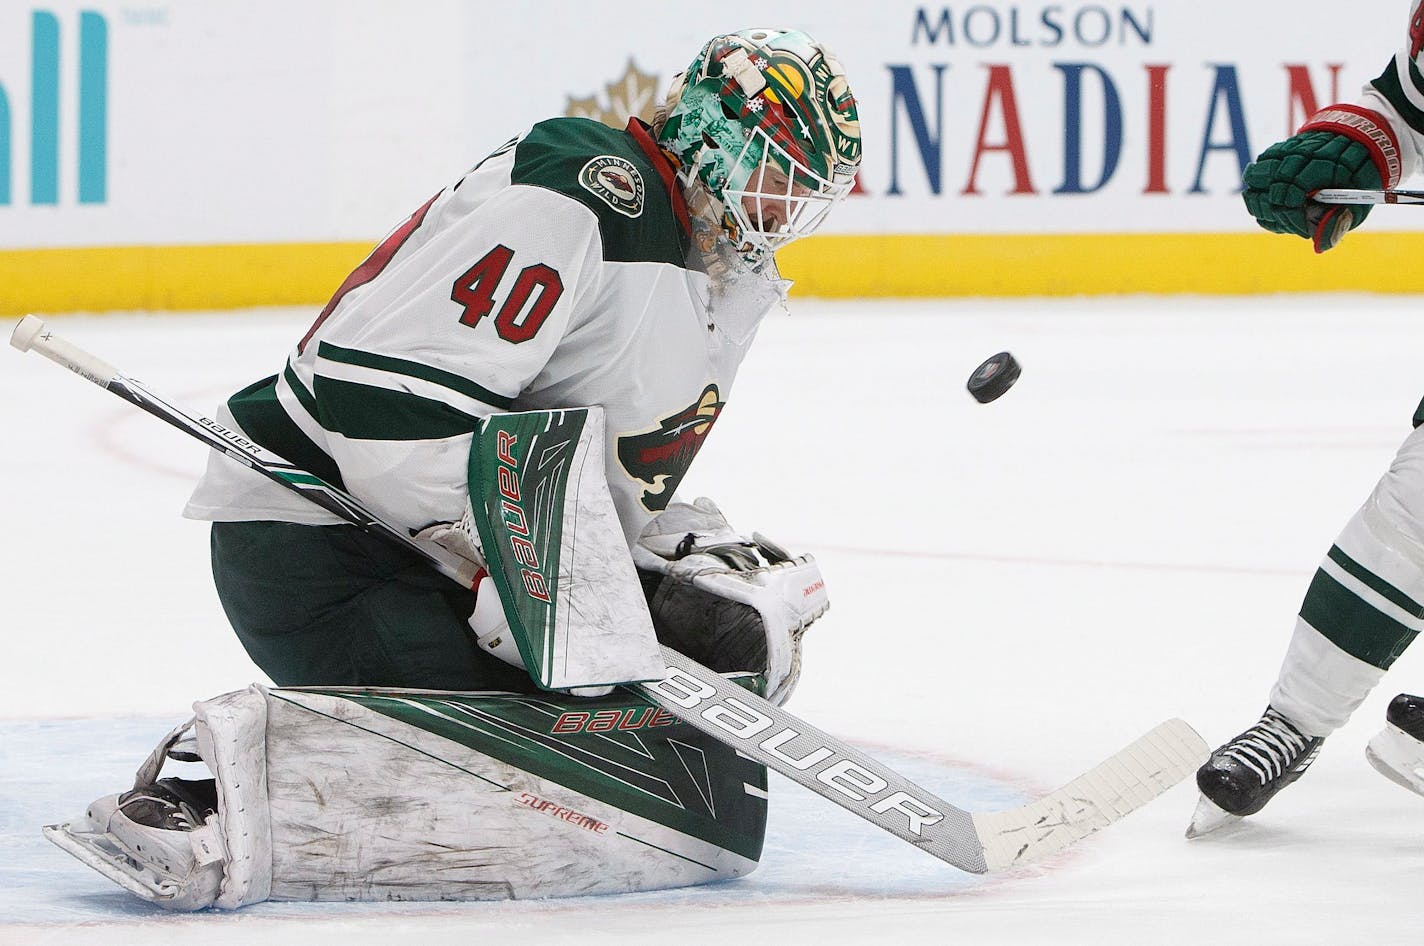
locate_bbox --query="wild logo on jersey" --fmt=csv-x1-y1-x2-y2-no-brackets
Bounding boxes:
618,384,723,512
578,155,645,218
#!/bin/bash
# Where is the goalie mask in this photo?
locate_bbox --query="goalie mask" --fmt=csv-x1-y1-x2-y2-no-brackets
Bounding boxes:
657,29,862,264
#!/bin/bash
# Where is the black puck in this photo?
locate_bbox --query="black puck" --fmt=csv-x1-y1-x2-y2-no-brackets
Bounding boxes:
966,351,1021,403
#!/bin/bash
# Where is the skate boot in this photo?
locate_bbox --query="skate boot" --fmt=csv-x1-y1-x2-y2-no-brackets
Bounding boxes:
1365,693,1424,797
44,777,223,910
1186,706,1323,838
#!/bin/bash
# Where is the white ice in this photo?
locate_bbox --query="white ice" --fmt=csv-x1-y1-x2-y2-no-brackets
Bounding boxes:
3,298,1423,943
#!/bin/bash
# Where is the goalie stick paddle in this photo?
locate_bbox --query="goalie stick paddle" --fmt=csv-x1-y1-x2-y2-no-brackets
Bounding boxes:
10,314,1208,874
1313,188,1424,206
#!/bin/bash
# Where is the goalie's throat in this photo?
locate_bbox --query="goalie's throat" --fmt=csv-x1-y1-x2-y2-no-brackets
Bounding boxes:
644,668,946,836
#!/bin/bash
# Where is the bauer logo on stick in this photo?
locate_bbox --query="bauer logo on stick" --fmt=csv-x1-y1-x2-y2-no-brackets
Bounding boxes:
966,351,1021,404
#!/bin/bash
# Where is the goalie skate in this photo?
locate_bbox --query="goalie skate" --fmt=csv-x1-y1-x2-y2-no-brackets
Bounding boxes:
44,778,225,911
1186,706,1323,838
1365,693,1424,797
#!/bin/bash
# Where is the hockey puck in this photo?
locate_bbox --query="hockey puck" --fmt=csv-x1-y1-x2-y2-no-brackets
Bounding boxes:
966,351,1021,403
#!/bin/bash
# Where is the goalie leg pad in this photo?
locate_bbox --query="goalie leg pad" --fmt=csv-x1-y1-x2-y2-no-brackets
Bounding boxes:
47,682,769,909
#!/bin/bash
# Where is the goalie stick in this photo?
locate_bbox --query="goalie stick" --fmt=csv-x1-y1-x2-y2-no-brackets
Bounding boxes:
1313,188,1424,205
10,314,1207,874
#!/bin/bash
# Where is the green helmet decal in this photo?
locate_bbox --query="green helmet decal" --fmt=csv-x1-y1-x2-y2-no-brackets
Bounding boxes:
657,28,862,261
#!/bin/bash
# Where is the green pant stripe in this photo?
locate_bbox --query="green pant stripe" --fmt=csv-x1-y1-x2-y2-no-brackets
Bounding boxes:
317,341,513,410
1299,567,1418,670
1325,545,1424,618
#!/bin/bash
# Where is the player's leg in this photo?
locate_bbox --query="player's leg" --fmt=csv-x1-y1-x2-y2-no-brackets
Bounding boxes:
211,520,533,692
1191,415,1424,833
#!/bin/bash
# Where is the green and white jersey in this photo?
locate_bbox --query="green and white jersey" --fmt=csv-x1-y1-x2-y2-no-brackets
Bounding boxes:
1344,0,1424,181
185,117,786,546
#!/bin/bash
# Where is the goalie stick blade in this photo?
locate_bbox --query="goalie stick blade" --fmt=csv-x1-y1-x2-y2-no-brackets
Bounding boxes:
639,648,1207,874
1313,188,1424,206
974,718,1208,870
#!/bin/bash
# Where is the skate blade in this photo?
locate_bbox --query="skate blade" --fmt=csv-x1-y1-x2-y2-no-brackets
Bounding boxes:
1365,723,1424,798
1184,794,1242,839
43,821,180,902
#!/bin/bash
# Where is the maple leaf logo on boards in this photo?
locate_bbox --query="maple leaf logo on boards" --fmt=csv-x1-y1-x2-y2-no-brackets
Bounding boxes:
565,58,661,127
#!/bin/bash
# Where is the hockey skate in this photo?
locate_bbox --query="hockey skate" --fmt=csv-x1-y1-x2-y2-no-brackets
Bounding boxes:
44,777,224,911
1186,706,1323,838
1365,693,1424,797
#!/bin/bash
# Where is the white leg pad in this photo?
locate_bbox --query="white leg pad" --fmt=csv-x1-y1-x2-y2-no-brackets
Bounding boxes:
46,683,764,910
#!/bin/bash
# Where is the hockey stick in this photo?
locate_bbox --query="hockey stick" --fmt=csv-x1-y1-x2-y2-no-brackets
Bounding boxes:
1313,188,1424,205
10,314,1207,873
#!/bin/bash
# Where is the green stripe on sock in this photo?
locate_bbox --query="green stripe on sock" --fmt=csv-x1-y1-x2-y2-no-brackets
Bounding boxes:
1299,567,1417,670
317,342,513,410
1326,545,1424,619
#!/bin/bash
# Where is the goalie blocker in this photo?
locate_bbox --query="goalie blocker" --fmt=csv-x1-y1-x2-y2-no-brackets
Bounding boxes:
45,680,770,909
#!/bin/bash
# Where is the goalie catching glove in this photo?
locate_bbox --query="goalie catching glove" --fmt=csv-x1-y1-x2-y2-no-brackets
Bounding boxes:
634,498,829,706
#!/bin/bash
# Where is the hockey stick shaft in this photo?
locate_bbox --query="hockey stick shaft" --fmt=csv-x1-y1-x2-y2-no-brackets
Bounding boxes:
9,315,446,579
1313,188,1424,205
10,315,1207,873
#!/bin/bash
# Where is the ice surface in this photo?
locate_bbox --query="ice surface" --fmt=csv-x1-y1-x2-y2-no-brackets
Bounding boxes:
3,299,1423,942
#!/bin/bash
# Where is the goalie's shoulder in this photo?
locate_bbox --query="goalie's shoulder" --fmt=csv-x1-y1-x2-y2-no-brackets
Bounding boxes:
510,117,688,266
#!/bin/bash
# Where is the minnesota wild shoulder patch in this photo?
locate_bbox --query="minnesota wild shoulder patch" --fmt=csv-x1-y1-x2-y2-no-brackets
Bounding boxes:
578,155,645,218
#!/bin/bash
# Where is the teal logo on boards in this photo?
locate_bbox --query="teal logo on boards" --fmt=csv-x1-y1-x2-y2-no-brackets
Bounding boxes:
1,10,108,205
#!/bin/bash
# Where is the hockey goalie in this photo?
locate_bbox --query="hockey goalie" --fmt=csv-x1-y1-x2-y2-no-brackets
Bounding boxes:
43,26,854,909
46,448,828,909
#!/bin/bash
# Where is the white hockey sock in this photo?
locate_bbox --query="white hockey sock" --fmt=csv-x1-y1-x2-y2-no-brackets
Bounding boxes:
1268,427,1424,737
1269,618,1385,737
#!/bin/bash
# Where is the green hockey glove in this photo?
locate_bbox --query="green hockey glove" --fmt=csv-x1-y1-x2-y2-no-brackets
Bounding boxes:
1241,106,1401,253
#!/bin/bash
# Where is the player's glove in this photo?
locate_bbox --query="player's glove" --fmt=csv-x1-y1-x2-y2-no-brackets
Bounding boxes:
1242,106,1401,253
634,498,829,706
